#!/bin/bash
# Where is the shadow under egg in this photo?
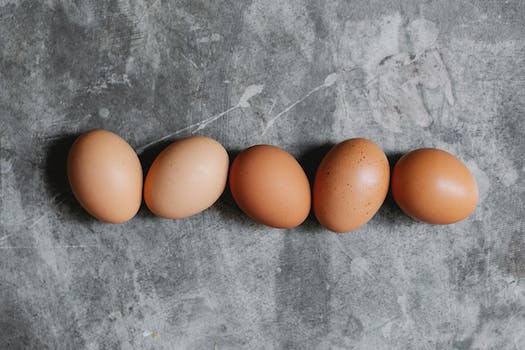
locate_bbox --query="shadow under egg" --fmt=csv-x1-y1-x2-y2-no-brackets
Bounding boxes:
44,134,94,224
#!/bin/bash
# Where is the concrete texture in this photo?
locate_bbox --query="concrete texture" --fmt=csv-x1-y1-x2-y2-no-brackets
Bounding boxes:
1,0,524,349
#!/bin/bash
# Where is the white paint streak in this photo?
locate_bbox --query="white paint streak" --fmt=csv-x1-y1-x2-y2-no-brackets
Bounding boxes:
323,73,338,87
138,84,264,151
238,84,265,108
266,99,277,116
262,73,338,134
192,105,239,132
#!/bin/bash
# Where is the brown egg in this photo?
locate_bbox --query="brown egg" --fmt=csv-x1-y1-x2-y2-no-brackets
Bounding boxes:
67,129,143,223
144,136,229,219
313,138,390,233
391,148,478,224
229,145,310,228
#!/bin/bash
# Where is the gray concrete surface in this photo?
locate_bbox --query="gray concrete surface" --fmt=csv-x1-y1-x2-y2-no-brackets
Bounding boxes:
1,0,524,349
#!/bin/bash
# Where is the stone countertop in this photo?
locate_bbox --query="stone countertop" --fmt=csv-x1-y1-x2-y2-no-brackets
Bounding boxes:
1,1,524,349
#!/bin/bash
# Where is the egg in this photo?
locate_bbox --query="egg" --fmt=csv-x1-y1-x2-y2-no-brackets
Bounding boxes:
229,145,310,228
144,136,229,219
313,138,390,233
67,129,143,223
391,148,478,224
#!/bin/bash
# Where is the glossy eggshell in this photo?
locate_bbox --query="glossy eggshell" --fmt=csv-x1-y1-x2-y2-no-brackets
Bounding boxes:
313,138,390,233
67,129,143,223
144,136,229,219
391,148,478,224
229,145,311,229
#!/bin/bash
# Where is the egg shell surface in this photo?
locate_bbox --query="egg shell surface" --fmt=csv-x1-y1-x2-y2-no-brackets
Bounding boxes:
313,138,390,233
67,129,143,223
144,136,229,219
391,148,478,224
229,145,311,229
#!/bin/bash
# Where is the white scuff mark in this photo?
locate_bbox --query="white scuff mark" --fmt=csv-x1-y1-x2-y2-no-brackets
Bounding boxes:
238,84,265,108
137,105,236,151
29,213,47,228
266,98,277,116
50,193,65,206
500,166,519,187
366,315,401,335
397,293,415,330
108,311,121,321
330,235,376,281
122,74,132,87
125,56,137,76
191,106,239,132
262,73,338,135
0,157,13,175
406,19,439,56
337,14,454,132
86,73,132,94
367,46,454,132
323,73,338,87
98,107,110,119
350,257,371,278
143,330,159,338
137,84,264,152
135,0,161,24
196,33,222,44
179,52,199,69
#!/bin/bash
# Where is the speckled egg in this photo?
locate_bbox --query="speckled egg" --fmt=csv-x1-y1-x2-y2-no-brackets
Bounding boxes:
313,138,390,233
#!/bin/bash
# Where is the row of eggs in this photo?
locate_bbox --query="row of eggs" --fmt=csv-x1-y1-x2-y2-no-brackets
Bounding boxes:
67,130,479,232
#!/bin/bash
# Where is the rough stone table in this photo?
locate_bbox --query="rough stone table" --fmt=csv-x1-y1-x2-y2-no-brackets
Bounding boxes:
1,1,524,349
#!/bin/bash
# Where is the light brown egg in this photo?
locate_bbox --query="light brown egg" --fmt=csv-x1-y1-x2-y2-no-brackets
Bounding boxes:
144,136,229,219
229,145,310,229
391,148,478,224
67,129,143,223
313,138,390,233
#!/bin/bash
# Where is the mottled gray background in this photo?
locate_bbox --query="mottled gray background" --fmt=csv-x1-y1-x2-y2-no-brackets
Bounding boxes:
1,0,524,349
